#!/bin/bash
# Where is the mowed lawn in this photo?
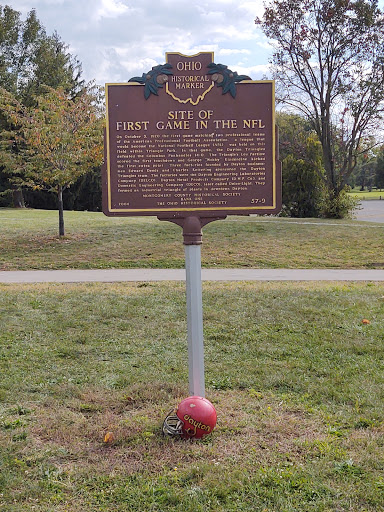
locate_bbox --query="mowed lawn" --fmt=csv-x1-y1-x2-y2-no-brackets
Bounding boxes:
348,189,384,200
0,208,384,511
0,281,383,511
1,207,384,270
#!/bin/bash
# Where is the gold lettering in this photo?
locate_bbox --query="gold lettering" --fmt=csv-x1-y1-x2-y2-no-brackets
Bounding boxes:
213,119,238,129
168,111,194,120
183,414,211,434
156,120,190,130
196,120,208,129
176,61,202,71
116,121,149,131
198,110,213,120
176,82,204,89
171,75,210,83
243,119,265,129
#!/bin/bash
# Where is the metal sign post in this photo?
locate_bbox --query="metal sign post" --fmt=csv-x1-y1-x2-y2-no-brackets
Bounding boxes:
185,243,205,397
162,214,225,397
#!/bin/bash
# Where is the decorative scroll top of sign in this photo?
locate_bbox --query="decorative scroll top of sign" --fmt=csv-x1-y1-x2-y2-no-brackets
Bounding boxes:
128,52,250,105
128,63,173,100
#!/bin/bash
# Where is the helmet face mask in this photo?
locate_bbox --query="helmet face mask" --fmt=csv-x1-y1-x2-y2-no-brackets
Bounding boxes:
162,410,184,437
163,396,217,440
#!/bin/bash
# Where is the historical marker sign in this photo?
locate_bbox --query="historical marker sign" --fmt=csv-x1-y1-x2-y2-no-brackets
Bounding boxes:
103,52,281,218
103,52,281,398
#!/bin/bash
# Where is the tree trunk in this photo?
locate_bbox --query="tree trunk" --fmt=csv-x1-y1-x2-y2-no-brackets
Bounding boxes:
12,189,25,208
58,185,65,237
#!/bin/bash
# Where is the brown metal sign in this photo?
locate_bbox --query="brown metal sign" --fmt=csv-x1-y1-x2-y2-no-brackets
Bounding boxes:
103,52,281,218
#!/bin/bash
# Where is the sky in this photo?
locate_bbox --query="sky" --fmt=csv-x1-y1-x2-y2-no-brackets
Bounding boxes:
5,0,273,86
5,0,384,88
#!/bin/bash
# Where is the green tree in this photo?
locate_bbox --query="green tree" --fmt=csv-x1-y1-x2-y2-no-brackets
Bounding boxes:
0,4,85,206
0,4,44,205
256,0,384,217
348,142,378,190
277,112,315,160
354,158,376,191
375,147,384,189
0,5,43,96
277,112,325,217
0,5,81,100
25,31,84,103
0,86,103,235
22,166,102,212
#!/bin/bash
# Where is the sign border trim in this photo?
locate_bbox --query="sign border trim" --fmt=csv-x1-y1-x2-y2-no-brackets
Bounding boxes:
105,80,277,214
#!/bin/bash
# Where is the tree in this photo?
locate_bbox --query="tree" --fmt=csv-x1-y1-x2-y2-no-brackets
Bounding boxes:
25,31,84,103
0,5,43,96
277,113,327,216
0,4,85,206
354,157,376,190
0,5,81,100
256,0,384,217
0,86,103,236
0,102,28,206
282,139,326,217
375,146,384,189
277,111,315,160
0,5,44,205
348,141,379,189
22,166,102,212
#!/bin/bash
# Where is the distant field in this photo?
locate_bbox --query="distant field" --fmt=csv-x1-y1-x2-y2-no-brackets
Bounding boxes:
1,281,383,511
1,207,384,270
348,189,384,200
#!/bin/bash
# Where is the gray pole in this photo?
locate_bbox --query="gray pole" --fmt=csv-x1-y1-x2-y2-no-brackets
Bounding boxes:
159,215,225,397
185,243,205,397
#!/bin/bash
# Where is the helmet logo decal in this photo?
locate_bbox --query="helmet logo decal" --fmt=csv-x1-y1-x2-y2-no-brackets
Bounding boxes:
183,414,212,436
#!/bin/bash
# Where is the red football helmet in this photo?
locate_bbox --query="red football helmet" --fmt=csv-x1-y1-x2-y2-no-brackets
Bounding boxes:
163,396,217,439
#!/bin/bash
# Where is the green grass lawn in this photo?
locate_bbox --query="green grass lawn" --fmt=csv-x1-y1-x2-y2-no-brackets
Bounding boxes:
1,207,384,270
348,189,384,200
1,281,383,511
1,208,384,510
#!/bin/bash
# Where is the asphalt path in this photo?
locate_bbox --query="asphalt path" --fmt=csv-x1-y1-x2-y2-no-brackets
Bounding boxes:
354,200,384,223
2,201,384,283
1,268,384,283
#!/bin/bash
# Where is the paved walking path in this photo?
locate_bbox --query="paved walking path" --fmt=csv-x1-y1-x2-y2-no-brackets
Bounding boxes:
354,200,384,223
1,268,384,283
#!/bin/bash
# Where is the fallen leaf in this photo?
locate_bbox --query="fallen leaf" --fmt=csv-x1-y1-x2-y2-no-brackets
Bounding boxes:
104,431,115,444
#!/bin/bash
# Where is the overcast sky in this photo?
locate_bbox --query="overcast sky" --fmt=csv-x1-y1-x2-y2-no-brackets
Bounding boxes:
5,0,273,86
6,0,384,87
